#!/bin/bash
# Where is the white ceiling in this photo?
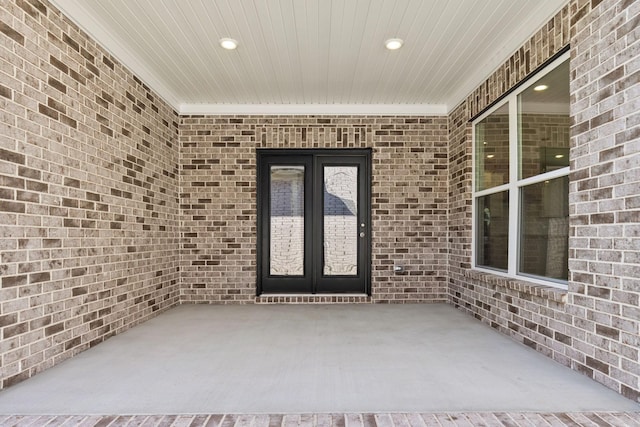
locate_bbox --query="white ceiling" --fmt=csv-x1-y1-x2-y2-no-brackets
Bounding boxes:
50,0,567,115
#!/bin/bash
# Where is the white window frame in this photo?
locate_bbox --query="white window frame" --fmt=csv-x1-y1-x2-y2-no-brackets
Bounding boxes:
471,52,570,290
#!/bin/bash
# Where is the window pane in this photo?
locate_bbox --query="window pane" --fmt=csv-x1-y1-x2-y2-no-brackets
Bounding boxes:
475,103,509,191
476,191,509,271
270,166,304,275
323,166,358,276
519,176,569,281
518,59,570,179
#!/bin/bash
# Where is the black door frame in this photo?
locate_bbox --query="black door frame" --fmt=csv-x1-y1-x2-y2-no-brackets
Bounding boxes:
256,148,372,295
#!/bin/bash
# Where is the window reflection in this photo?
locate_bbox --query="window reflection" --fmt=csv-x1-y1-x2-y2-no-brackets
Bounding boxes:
270,166,304,276
323,166,358,276
473,55,570,286
518,60,570,179
476,191,509,271
475,103,509,191
520,177,569,281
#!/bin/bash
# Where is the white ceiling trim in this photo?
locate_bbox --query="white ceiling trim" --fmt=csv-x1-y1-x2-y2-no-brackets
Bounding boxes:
179,104,448,116
51,0,569,115
50,0,182,110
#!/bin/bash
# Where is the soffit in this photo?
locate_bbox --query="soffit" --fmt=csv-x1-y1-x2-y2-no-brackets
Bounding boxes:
50,0,567,115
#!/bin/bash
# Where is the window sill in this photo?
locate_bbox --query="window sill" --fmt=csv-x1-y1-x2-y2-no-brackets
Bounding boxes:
464,269,567,304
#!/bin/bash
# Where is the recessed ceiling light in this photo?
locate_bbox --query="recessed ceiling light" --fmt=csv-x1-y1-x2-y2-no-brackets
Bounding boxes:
219,38,238,50
534,84,548,91
555,154,564,159
486,154,495,159
384,38,403,50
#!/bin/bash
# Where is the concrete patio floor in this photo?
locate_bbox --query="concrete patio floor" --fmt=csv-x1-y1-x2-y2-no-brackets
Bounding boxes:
0,304,638,415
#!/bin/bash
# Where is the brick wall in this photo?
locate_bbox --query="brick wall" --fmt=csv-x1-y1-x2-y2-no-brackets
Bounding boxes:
179,116,449,303
568,0,640,402
2,0,638,404
0,0,181,389
448,0,640,402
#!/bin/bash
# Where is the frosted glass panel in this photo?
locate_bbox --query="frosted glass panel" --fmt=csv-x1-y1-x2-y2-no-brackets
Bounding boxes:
270,166,304,275
323,166,358,276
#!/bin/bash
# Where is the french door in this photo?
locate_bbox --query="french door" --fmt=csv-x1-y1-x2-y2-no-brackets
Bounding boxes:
257,149,371,294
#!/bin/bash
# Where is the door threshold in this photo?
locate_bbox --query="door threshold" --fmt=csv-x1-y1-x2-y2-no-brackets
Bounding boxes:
255,293,371,304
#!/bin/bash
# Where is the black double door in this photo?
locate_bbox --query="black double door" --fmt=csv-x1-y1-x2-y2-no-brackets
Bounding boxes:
257,149,371,294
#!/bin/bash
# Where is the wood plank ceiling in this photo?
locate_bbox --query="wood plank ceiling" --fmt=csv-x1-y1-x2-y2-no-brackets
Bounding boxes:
50,0,567,114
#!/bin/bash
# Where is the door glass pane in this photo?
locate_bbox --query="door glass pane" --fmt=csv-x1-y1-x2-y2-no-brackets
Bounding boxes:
475,103,509,191
323,166,358,276
270,166,304,276
519,176,569,281
476,191,509,271
518,59,570,179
